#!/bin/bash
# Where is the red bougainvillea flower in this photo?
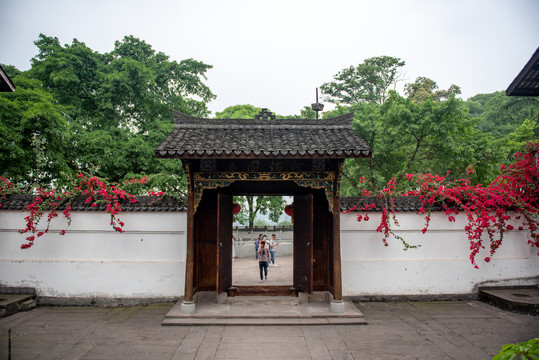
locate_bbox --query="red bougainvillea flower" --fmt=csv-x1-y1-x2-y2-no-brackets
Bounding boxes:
345,141,539,267
4,173,157,249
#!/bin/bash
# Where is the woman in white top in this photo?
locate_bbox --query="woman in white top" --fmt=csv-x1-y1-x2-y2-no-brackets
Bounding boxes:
268,234,279,266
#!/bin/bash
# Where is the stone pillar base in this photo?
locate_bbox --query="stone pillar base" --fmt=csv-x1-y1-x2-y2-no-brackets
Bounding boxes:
330,300,345,315
181,301,196,315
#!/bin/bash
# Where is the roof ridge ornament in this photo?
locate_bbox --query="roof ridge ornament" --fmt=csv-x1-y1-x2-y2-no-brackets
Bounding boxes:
311,88,324,120
254,108,276,122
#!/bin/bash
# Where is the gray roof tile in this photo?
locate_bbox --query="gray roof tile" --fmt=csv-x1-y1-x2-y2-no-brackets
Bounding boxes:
3,195,438,213
340,196,444,212
155,110,372,159
0,194,187,212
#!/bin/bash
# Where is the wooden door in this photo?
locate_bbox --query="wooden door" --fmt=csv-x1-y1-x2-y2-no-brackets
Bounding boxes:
195,192,217,291
293,193,314,294
313,192,331,291
217,193,233,294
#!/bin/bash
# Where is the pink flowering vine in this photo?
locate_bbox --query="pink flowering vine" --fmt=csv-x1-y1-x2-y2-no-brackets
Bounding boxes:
0,174,161,249
345,142,539,268
0,177,17,208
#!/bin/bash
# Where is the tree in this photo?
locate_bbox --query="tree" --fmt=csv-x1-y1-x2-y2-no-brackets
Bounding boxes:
404,77,461,103
254,218,270,227
215,104,262,119
1,34,215,193
326,91,498,195
299,106,317,119
215,104,321,120
233,196,287,231
277,220,292,227
466,91,539,139
0,71,72,188
320,56,405,105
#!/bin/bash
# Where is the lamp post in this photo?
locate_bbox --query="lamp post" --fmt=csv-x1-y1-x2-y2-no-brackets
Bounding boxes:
311,88,324,119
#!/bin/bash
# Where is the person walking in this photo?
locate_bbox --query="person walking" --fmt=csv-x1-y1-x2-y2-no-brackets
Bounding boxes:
269,234,279,266
257,240,270,283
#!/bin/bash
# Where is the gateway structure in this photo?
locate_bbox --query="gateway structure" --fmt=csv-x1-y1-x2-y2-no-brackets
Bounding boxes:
155,109,371,313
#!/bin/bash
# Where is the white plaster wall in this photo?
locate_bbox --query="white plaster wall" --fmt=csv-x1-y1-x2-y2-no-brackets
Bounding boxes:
341,212,539,297
0,210,187,300
1,209,538,301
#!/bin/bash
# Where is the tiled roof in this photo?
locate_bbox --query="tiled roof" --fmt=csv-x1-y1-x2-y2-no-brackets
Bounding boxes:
0,64,16,92
506,46,539,96
155,110,372,159
2,195,445,213
340,196,444,212
0,194,187,212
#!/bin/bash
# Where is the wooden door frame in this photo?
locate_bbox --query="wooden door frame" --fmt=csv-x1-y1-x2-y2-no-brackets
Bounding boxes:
184,170,344,301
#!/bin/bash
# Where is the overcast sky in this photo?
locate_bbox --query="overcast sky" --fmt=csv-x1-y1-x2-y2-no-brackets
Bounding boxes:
1,0,538,116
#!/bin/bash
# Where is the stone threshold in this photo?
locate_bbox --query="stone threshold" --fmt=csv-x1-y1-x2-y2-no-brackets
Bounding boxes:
162,295,367,326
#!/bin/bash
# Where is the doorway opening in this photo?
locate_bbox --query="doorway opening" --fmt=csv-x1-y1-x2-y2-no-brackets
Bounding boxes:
231,195,293,287
193,180,334,297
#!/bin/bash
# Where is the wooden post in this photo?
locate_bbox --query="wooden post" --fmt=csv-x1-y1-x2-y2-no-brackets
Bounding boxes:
332,162,343,302
8,328,12,360
332,195,342,301
184,164,195,303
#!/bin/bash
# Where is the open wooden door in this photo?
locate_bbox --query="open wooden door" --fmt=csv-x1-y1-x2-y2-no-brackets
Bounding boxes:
293,193,314,294
217,193,233,294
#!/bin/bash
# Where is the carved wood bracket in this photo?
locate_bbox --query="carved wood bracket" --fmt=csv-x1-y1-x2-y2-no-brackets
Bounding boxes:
192,171,336,214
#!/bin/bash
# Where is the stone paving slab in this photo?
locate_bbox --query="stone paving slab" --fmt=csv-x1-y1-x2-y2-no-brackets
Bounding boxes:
1,301,538,359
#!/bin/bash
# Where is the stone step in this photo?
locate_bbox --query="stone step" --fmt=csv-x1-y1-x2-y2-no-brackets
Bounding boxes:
19,299,37,312
228,285,295,297
226,295,299,305
162,299,367,326
479,286,539,315
0,294,36,317
162,316,367,326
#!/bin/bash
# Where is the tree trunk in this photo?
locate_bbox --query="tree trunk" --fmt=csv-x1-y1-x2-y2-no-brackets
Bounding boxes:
247,196,254,231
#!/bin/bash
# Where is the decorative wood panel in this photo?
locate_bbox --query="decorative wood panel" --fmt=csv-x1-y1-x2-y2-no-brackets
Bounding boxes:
193,171,335,214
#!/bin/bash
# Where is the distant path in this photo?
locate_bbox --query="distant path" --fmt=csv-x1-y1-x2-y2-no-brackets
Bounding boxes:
232,255,293,285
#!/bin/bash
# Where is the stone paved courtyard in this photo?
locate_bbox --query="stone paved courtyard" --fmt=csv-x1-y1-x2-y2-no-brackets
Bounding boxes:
1,300,538,359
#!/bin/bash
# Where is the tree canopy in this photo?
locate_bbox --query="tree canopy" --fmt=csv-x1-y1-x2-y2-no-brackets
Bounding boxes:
326,90,495,194
233,196,287,231
318,57,537,195
0,73,70,187
215,104,262,119
1,34,215,190
1,40,534,199
320,56,405,105
466,91,538,140
404,76,461,103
